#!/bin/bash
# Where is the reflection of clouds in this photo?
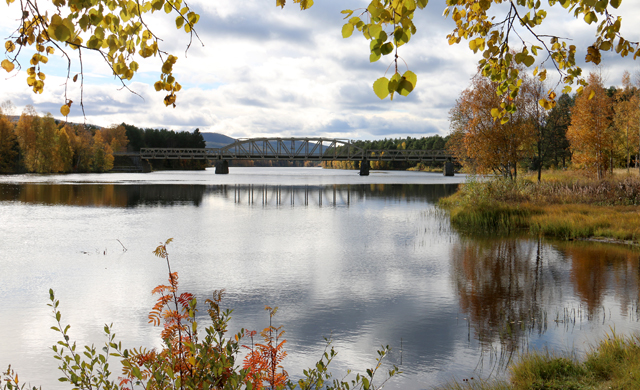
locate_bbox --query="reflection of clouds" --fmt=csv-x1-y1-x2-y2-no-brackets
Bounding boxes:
5,176,640,389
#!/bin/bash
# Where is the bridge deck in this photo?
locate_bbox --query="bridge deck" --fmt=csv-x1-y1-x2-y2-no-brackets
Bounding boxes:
118,137,453,162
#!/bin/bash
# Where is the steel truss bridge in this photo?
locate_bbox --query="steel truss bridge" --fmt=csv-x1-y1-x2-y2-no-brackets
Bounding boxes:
116,137,456,175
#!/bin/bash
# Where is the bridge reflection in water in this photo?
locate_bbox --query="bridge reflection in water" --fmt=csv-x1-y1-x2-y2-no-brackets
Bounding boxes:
229,185,355,207
219,184,459,207
0,183,459,208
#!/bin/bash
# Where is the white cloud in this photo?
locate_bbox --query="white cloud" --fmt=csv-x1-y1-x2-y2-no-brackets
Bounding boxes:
1,0,640,138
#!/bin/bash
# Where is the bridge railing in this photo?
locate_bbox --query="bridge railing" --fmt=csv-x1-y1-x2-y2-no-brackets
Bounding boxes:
367,149,452,162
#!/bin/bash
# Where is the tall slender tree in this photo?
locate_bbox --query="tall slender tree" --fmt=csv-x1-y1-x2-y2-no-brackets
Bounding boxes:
57,127,74,173
14,106,40,172
34,114,59,173
612,71,640,173
0,107,19,173
567,72,614,179
545,94,574,169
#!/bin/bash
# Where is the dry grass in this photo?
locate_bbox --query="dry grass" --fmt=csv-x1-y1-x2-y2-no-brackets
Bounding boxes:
435,332,640,389
530,204,640,242
439,170,640,242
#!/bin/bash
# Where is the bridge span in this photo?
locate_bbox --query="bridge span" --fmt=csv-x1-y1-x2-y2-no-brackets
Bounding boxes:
116,137,455,176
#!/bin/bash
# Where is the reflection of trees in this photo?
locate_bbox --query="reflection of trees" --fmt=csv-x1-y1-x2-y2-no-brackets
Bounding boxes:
451,238,550,353
0,184,206,207
562,243,640,317
0,183,459,208
452,238,640,358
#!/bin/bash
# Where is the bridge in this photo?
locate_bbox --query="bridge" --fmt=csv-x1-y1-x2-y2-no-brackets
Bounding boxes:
116,137,455,176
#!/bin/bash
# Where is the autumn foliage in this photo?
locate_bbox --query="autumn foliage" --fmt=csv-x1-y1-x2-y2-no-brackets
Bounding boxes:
242,308,289,390
566,72,614,179
448,73,537,179
0,104,126,173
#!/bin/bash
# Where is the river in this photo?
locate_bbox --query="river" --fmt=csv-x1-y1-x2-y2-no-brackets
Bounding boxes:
1,167,639,389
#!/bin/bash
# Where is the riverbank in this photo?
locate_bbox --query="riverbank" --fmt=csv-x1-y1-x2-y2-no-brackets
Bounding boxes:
437,332,640,389
439,170,640,244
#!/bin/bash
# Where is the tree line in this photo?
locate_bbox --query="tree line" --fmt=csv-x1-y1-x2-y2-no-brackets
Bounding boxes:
120,123,207,170
0,103,206,174
449,69,640,181
321,135,450,170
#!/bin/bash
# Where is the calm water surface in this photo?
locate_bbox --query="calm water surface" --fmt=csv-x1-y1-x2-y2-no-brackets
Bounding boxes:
1,167,639,389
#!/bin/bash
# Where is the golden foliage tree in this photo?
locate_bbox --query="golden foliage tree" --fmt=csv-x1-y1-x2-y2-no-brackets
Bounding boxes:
14,105,41,172
34,114,59,173
57,127,74,173
70,124,95,172
91,131,114,172
567,72,614,179
612,71,640,172
0,108,19,173
449,73,537,179
100,125,129,153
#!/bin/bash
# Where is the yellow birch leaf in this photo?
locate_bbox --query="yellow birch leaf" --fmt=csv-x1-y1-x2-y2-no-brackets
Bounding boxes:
1,59,15,72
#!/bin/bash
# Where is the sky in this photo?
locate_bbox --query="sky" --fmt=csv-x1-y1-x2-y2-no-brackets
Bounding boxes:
1,0,640,140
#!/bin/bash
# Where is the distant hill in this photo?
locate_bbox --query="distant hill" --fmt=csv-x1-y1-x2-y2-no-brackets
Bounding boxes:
201,132,236,148
6,115,102,129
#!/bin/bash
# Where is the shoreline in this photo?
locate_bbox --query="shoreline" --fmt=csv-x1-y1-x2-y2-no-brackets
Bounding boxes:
438,171,640,246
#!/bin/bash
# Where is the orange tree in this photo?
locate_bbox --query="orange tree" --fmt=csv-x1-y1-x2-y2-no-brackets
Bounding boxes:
448,72,538,179
566,72,614,179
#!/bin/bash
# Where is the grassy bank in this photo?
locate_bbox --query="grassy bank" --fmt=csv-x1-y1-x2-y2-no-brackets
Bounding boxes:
437,332,640,389
439,171,640,243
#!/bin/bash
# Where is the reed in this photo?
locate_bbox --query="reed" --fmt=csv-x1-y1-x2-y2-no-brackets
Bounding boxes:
435,332,640,389
440,171,640,243
530,204,640,242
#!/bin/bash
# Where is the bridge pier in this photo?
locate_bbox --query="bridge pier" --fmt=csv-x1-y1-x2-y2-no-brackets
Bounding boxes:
359,159,370,176
443,161,455,176
215,160,229,174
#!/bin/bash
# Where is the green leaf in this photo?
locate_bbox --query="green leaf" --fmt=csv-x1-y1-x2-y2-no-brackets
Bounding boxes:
368,24,382,40
599,41,611,50
342,23,354,38
369,49,381,62
584,11,597,24
610,0,621,7
373,77,390,99
388,72,402,93
47,14,72,42
87,36,102,49
523,55,535,67
398,70,417,96
380,42,394,55
341,9,354,17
